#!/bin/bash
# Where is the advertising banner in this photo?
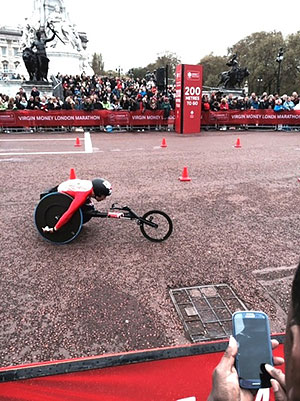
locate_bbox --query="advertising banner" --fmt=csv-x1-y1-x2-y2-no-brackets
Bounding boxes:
175,64,203,134
201,109,300,126
0,110,175,128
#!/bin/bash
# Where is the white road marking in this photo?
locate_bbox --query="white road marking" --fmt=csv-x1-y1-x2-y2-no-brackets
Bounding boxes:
0,151,103,156
0,138,83,142
0,158,28,162
84,131,93,153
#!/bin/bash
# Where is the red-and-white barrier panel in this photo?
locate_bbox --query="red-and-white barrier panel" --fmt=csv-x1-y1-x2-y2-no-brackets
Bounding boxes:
1,109,300,129
202,109,300,125
0,110,175,128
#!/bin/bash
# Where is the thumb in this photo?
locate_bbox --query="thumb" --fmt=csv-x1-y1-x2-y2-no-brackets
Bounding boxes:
218,336,238,371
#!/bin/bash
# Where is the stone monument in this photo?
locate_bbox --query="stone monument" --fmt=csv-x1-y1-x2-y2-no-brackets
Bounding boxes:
20,0,92,78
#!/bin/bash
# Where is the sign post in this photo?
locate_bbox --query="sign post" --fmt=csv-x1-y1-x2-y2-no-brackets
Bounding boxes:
175,64,203,134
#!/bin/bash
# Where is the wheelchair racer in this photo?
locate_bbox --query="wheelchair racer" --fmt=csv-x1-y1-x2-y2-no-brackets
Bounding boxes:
42,177,112,233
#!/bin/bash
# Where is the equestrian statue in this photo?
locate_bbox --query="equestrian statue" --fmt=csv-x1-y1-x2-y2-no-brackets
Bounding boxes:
218,54,250,89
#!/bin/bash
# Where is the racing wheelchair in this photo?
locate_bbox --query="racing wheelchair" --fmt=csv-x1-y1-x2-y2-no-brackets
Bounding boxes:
34,191,173,245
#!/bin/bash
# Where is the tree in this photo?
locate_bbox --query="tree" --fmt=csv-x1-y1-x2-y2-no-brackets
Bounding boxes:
227,31,284,94
91,53,105,75
127,67,148,80
153,51,181,77
198,53,227,88
280,32,300,95
127,52,181,83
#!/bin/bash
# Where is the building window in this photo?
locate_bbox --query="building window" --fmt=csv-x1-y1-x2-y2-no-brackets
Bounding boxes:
14,48,19,56
2,61,9,72
1,47,7,56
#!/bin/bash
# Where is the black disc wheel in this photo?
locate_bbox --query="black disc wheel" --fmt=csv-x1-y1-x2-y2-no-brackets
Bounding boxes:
34,192,83,244
139,210,173,242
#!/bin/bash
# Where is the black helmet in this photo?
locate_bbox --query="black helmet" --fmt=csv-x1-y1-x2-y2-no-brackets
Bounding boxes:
92,178,112,197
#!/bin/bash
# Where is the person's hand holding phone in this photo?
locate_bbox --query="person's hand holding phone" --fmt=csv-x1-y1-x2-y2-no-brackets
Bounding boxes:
207,336,284,401
265,364,287,401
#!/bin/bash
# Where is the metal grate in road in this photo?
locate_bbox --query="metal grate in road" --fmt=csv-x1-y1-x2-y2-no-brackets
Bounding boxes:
170,284,247,342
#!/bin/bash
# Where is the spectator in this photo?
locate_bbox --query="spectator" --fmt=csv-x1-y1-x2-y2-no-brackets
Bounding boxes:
26,95,36,110
211,100,220,111
33,96,41,109
267,95,276,109
219,98,229,111
39,96,48,111
120,94,130,110
0,97,7,111
93,95,103,110
19,96,28,110
31,86,40,98
161,96,172,119
259,94,269,109
47,96,61,110
15,94,25,110
101,96,111,110
283,96,295,111
82,96,94,112
149,97,158,111
202,95,210,111
249,93,259,109
16,87,27,101
62,96,75,110
274,99,284,112
7,97,17,110
291,92,299,105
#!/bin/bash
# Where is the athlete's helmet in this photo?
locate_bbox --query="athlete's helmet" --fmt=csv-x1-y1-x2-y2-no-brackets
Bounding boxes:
92,178,112,197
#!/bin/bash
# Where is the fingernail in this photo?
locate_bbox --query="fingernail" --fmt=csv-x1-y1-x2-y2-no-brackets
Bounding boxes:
229,335,235,347
271,379,279,391
265,363,273,372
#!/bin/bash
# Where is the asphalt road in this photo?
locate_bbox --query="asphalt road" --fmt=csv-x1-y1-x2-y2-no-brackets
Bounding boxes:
0,129,299,367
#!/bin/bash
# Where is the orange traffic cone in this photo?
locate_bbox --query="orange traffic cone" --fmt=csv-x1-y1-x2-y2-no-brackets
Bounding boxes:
234,138,242,148
69,168,76,180
74,137,81,147
161,137,167,148
179,166,191,181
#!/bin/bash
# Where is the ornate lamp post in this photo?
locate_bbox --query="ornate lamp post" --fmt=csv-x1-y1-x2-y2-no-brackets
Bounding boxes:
276,48,284,95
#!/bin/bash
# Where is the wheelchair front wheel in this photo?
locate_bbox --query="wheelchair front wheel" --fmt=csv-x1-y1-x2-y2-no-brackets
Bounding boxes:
139,210,173,242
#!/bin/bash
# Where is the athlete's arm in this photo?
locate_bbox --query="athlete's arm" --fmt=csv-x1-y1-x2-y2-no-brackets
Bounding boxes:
54,191,90,231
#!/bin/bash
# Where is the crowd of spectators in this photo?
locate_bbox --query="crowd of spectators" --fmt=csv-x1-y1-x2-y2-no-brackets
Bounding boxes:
2,72,300,128
202,90,300,112
0,73,175,119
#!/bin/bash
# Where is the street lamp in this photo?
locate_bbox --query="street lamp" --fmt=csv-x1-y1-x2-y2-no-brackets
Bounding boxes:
257,78,263,95
116,66,123,78
276,48,284,95
243,80,249,96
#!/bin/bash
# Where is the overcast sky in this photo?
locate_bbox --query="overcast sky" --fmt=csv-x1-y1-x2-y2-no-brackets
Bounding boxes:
1,0,300,72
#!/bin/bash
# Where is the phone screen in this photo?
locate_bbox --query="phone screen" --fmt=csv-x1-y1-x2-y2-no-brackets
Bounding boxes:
233,312,273,387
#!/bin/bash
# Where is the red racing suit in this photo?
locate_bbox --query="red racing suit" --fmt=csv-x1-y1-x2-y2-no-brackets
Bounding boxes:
55,179,93,231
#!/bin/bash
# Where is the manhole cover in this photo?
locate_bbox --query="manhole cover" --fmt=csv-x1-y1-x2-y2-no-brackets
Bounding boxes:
170,284,247,342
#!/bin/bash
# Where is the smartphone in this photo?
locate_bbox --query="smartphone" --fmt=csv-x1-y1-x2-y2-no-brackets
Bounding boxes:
232,311,273,389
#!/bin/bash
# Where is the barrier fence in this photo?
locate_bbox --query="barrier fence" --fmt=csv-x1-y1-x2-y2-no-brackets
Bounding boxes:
0,110,175,132
202,109,300,127
1,109,300,132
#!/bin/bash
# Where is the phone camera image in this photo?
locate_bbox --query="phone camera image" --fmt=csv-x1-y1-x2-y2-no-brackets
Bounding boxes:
232,311,273,389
